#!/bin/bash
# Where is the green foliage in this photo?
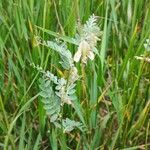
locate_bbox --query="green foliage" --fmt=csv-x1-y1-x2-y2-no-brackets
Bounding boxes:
36,62,83,132
0,58,4,93
35,14,102,134
1,0,150,149
82,14,101,39
39,75,84,133
39,78,61,123
62,118,84,132
46,41,74,70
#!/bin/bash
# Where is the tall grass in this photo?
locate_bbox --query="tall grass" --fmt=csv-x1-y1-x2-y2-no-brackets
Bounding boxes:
0,0,150,149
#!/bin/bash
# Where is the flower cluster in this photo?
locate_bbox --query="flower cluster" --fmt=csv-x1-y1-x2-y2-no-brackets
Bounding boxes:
74,14,102,64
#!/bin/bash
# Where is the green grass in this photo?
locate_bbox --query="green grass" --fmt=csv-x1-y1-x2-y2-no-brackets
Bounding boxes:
0,0,150,149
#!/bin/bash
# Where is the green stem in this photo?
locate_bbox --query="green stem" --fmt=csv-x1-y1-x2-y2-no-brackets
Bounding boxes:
81,62,88,101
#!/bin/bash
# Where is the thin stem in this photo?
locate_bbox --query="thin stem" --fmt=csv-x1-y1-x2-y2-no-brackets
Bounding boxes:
53,0,65,35
81,62,88,101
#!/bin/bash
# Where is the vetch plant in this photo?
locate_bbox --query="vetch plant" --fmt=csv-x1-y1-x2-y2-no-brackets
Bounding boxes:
32,63,82,132
73,14,102,97
33,14,101,133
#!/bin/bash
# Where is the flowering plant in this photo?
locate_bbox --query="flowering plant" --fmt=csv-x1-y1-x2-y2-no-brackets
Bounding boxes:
33,15,101,132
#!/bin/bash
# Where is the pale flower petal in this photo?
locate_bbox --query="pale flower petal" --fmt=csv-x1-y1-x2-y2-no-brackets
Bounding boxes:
87,33,100,48
146,39,150,43
69,67,79,83
88,51,95,60
63,97,72,105
74,49,82,62
80,40,91,64
144,39,150,51
74,40,96,64
81,40,91,58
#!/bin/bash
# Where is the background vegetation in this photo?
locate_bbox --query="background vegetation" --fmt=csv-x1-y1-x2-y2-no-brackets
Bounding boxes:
0,0,150,149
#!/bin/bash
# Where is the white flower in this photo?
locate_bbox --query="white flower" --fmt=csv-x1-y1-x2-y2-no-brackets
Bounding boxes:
69,67,79,84
62,96,72,105
74,40,95,64
73,14,102,64
135,56,150,63
59,87,72,105
86,33,100,48
144,39,150,51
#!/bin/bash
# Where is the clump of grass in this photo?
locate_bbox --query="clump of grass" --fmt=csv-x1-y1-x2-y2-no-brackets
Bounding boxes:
0,0,150,149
